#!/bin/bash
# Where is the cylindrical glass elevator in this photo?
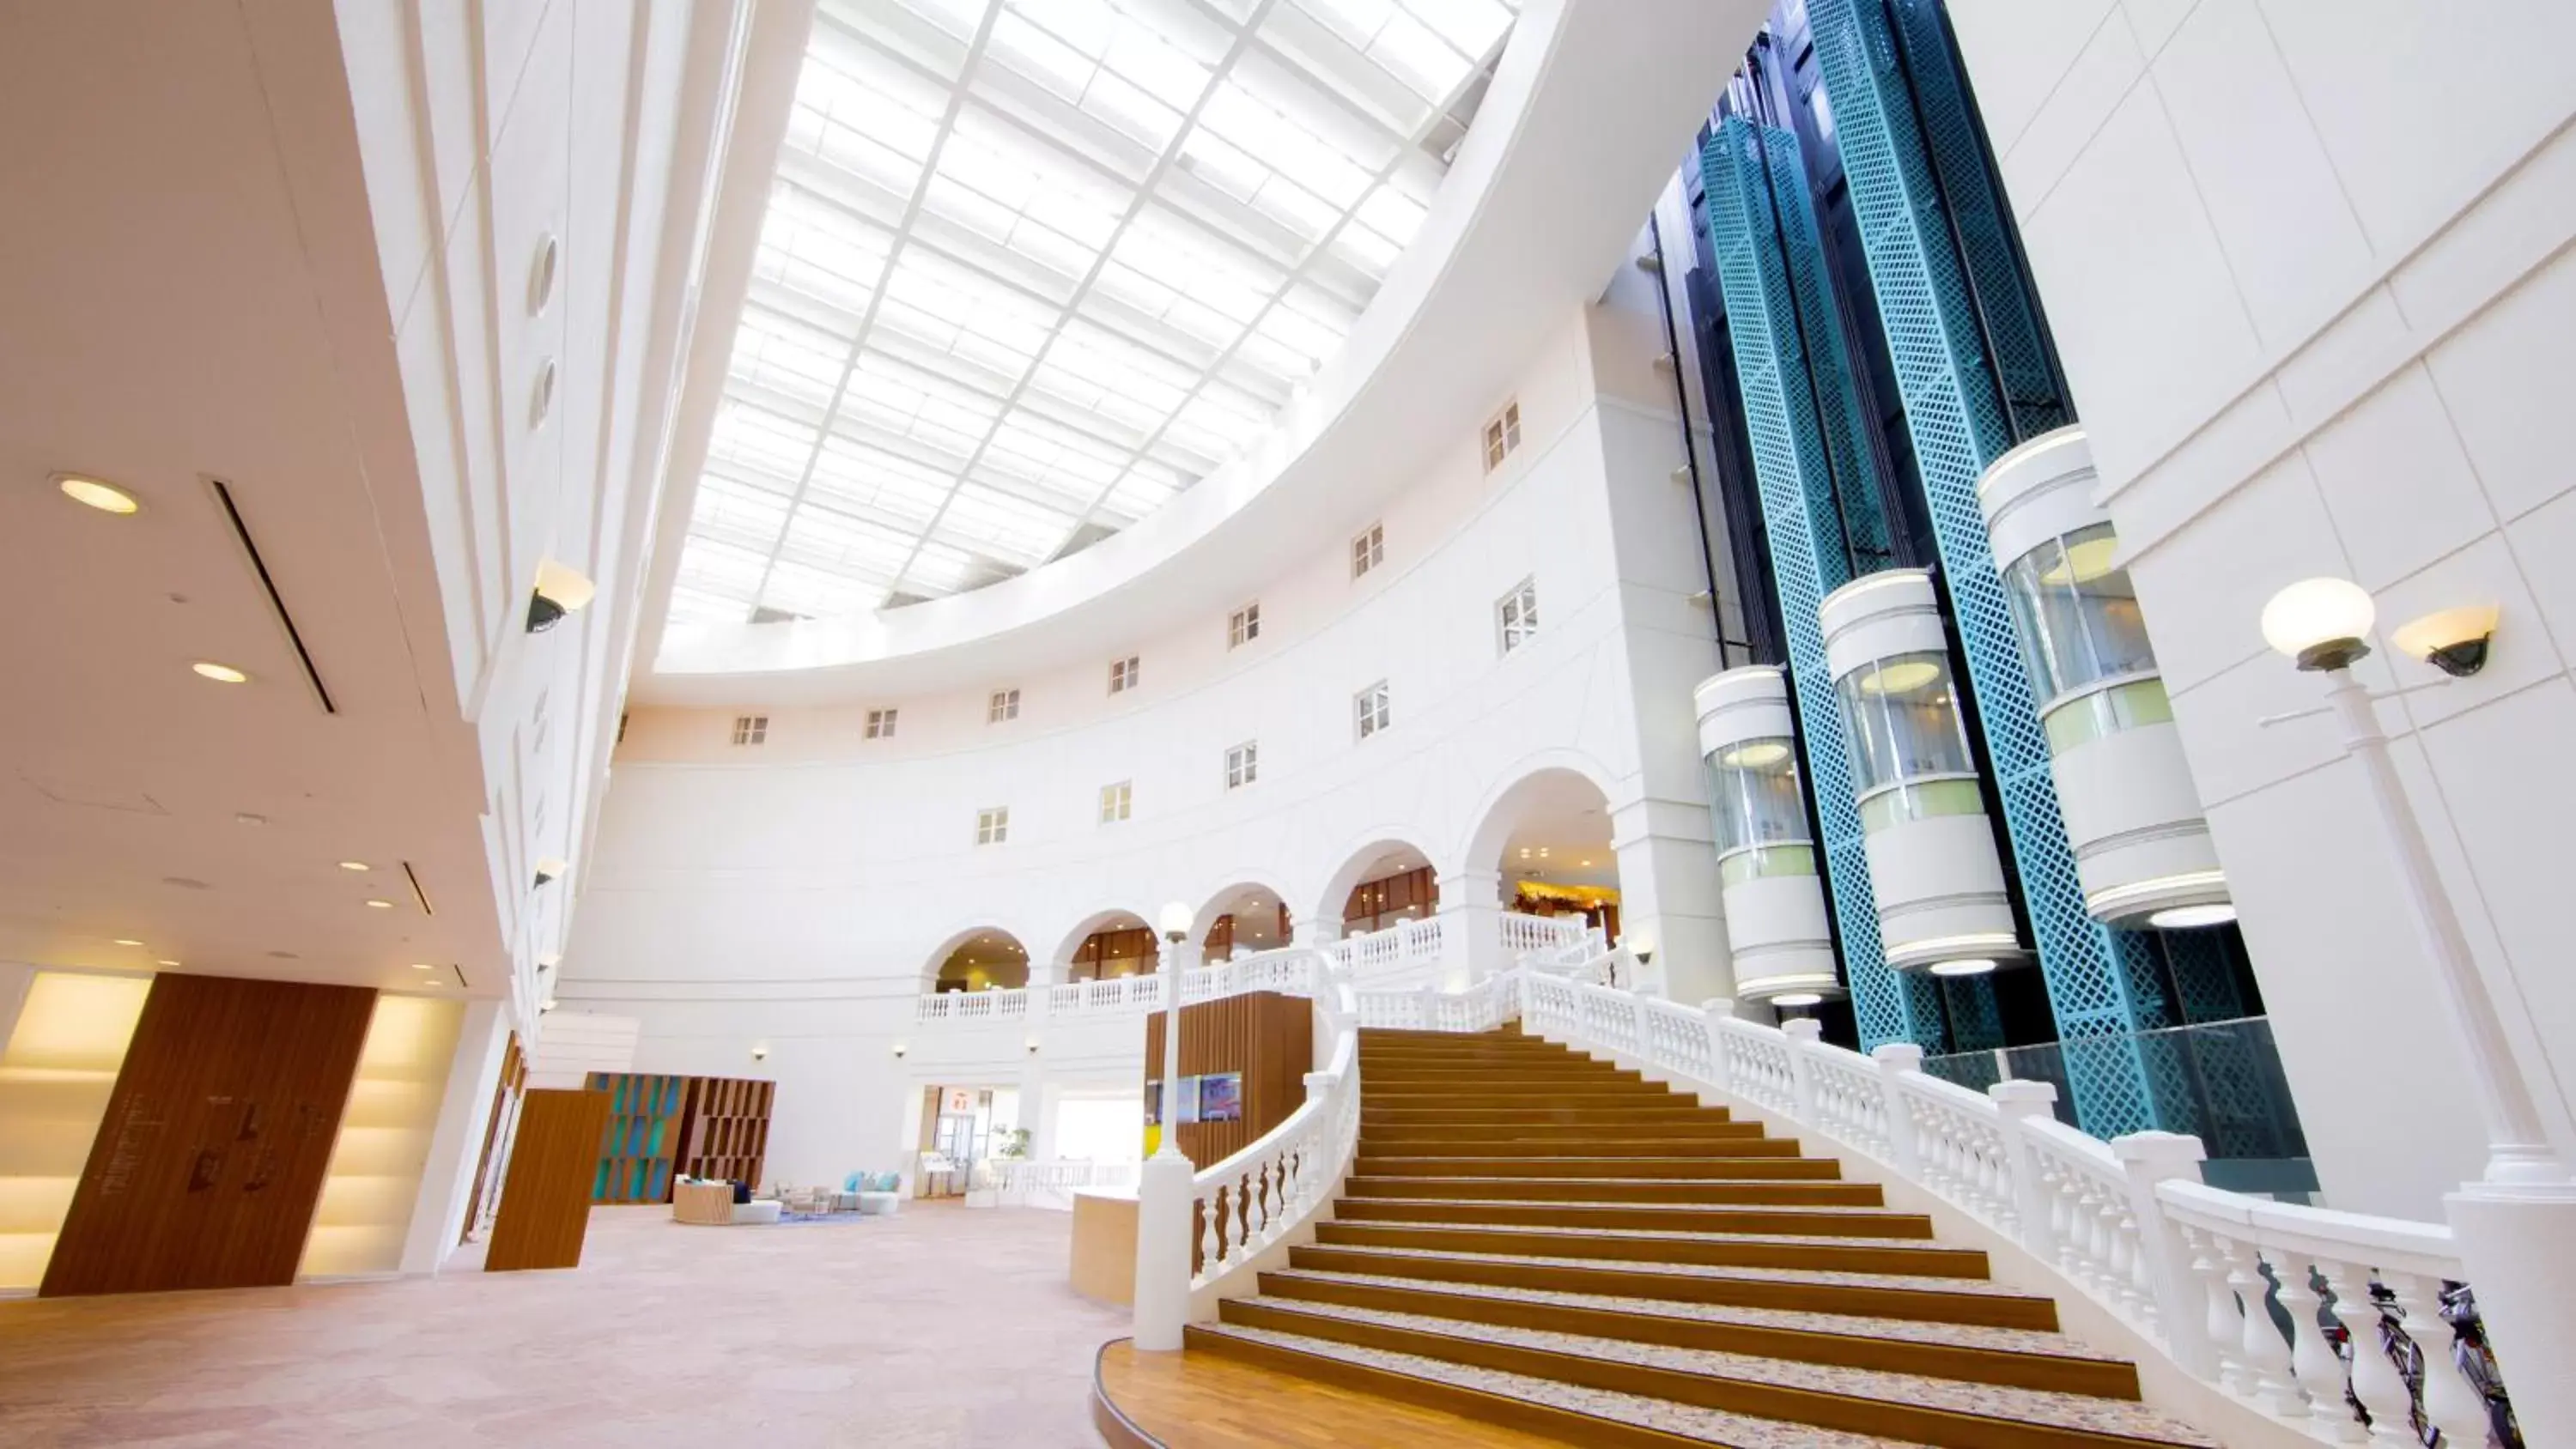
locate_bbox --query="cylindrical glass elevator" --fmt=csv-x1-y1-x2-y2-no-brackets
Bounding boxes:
1694,667,1843,1006
1818,569,2026,976
1979,427,2232,929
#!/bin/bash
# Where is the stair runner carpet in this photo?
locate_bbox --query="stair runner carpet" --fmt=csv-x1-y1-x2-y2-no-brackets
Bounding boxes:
1175,1026,2220,1448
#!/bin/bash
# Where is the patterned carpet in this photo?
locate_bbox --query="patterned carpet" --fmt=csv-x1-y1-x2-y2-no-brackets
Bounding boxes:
0,1203,1125,1447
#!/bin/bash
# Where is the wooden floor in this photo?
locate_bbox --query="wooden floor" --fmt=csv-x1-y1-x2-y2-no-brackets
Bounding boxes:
1097,1342,1571,1448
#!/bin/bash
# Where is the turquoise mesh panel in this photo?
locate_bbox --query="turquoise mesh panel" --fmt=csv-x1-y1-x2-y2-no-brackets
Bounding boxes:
1700,117,1941,1052
1806,0,2178,1134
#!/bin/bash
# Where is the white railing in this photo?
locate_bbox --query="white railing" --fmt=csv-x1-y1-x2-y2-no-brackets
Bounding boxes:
1499,910,1584,956
1046,973,1165,1018
1512,962,2520,1449
992,1158,1137,1209
1182,972,1363,1313
914,987,1031,1024
1354,970,1522,1033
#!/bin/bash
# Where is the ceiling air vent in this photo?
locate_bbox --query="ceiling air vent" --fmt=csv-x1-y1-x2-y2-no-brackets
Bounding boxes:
207,476,335,713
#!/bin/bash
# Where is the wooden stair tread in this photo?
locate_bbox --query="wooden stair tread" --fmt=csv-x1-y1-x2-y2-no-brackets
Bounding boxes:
1262,1267,2120,1366
1189,1322,1930,1449
1331,1212,1949,1252
1218,1299,2217,1447
1357,1155,1843,1179
1294,1241,2040,1303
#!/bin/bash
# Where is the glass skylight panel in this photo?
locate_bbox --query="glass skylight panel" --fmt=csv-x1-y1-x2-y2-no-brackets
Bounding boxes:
666,0,1519,625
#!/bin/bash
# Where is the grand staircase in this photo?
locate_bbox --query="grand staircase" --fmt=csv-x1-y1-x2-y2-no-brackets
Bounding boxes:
1178,1027,2217,1448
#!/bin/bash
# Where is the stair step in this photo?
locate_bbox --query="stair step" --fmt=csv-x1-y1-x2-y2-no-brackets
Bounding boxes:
1364,1106,1728,1125
1334,1197,1931,1239
1361,1069,1655,1086
1288,1243,2057,1329
1188,1322,1926,1448
1210,1299,2216,1448
1358,1155,1841,1181
1367,1137,1806,1159
1361,1120,1766,1143
1256,1268,2136,1397
1346,1176,1882,1207
1315,1221,1986,1277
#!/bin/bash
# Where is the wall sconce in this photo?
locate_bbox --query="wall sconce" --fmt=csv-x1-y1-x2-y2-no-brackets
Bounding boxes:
2392,603,2499,677
526,559,596,634
538,997,559,1015
1157,900,1193,943
1025,1036,1041,1056
751,1043,769,1062
891,1042,908,1059
534,858,568,888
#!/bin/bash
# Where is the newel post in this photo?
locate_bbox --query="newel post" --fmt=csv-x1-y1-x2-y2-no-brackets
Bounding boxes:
1700,997,1736,1093
1989,1079,2061,1263
1871,1043,1922,1175
1782,1017,1822,1125
2111,1131,2213,1374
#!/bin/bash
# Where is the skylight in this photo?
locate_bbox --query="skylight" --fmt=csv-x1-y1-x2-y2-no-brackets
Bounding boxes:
667,0,1520,627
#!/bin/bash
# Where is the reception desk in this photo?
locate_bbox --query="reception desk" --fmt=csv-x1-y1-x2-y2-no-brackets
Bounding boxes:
1069,1186,1138,1306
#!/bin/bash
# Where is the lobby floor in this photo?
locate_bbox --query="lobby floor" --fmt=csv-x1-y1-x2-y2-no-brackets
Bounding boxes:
0,1203,1127,1447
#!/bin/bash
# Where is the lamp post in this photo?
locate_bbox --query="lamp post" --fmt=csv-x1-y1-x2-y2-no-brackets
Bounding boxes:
2263,579,2575,1440
1133,900,1199,1352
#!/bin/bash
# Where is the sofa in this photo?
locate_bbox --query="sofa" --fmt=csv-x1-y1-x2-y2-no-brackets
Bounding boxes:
673,1177,782,1226
844,1170,902,1216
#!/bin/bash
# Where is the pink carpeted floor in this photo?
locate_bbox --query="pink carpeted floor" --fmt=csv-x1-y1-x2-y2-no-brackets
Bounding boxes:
0,1203,1128,1447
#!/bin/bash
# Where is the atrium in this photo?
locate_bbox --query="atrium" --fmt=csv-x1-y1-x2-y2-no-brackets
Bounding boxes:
1,1,2571,1446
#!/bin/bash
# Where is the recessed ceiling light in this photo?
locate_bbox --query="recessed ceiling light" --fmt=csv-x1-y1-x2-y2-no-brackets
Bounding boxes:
365,899,395,909
2148,903,2238,931
268,949,299,960
156,959,180,967
112,938,144,947
410,962,435,970
1771,992,1825,1007
1929,958,1998,977
337,860,369,871
57,474,140,514
191,661,249,684
234,812,268,827
163,876,210,889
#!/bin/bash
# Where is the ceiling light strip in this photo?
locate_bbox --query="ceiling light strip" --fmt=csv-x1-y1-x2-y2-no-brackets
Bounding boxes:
402,861,436,917
207,476,337,714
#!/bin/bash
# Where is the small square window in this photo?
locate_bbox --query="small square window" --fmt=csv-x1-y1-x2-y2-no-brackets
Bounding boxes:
1482,399,1522,473
731,714,767,746
975,807,1009,846
1498,578,1540,656
988,688,1020,724
1099,780,1132,824
1224,741,1258,790
866,707,898,739
1355,681,1390,740
1228,603,1261,649
1351,523,1383,579
1109,655,1139,694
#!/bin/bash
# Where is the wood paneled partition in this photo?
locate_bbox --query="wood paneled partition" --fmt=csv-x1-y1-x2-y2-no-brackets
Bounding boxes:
485,1088,611,1271
39,974,377,1297
1143,991,1313,1164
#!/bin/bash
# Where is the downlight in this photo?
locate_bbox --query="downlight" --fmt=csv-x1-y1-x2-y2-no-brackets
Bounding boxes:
56,474,140,514
1929,958,1998,977
2148,903,2239,931
1771,992,1824,1008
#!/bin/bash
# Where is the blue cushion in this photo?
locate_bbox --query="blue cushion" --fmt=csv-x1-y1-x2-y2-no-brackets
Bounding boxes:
841,1171,863,1192
866,1172,901,1192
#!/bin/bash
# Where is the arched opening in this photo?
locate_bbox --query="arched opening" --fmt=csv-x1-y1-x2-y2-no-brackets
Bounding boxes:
1059,910,1161,981
926,928,1030,992
1325,840,1439,936
1199,882,1291,959
1469,767,1621,943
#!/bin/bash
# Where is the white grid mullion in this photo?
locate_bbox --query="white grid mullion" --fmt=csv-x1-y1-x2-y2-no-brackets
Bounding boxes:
744,3,1009,615
1054,23,1499,537
883,0,1285,596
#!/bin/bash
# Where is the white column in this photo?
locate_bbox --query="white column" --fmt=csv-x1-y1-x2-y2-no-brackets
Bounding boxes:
1133,931,1200,1351
1609,801,1731,1004
402,997,510,1275
1435,868,1504,991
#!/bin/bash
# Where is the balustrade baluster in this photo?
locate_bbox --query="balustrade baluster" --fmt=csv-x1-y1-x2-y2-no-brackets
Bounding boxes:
2269,1256,2363,1443
2380,1271,2490,1448
2314,1260,2414,1445
2215,1237,2303,1416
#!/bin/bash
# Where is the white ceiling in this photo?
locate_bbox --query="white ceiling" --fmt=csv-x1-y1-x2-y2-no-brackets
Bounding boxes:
667,0,1521,628
0,4,504,996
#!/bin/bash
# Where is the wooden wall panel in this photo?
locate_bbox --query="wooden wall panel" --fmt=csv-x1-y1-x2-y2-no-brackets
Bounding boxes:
1143,991,1312,1164
484,1088,611,1271
39,974,378,1297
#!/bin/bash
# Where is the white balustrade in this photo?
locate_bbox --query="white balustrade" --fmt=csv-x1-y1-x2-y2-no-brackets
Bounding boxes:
1182,979,1363,1308
914,987,1030,1024
992,1158,1139,1208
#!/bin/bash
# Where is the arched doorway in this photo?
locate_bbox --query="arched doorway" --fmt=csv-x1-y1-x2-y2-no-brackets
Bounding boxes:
1198,882,1291,959
1468,767,1620,943
1056,910,1161,981
1321,840,1439,937
925,928,1030,992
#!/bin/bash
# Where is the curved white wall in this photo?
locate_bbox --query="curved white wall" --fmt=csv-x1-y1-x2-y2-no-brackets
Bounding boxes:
561,286,1736,1183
